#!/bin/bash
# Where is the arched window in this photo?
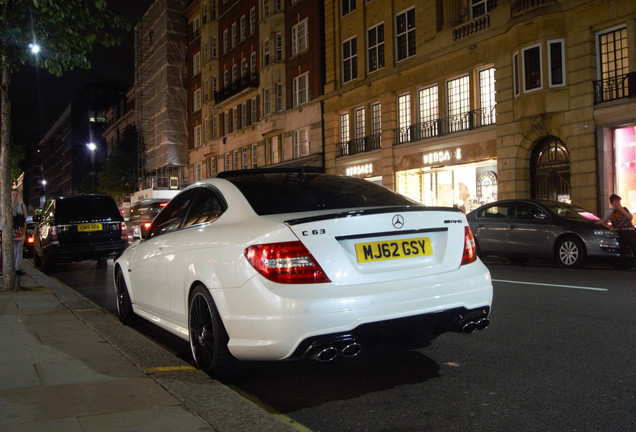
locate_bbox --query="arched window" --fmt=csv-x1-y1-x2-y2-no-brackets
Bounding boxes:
531,137,570,201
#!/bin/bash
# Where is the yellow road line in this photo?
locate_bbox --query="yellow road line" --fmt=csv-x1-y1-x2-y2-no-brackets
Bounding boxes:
144,365,197,373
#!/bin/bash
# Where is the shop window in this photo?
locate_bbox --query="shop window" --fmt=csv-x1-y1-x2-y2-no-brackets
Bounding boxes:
367,23,385,73
342,37,358,83
395,8,416,62
614,126,636,211
522,44,542,92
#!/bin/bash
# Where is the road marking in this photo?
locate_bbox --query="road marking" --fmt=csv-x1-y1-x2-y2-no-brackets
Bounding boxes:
492,279,608,292
144,365,197,373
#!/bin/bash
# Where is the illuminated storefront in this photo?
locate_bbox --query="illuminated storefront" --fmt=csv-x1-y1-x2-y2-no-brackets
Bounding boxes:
395,142,497,212
614,125,636,211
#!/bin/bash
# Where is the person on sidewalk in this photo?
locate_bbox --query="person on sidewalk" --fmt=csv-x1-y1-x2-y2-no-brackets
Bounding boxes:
602,194,636,258
11,189,27,276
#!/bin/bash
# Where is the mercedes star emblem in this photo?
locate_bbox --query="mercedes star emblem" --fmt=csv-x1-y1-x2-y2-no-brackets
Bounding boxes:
392,214,404,229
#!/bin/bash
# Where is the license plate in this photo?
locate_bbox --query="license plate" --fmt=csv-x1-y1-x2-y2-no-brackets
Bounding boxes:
78,223,103,232
355,237,433,263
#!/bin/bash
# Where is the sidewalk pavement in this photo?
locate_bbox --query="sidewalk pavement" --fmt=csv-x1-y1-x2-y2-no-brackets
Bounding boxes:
0,262,297,432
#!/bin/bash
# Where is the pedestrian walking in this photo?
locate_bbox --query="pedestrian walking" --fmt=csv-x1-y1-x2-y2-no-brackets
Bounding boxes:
11,189,27,276
603,194,636,258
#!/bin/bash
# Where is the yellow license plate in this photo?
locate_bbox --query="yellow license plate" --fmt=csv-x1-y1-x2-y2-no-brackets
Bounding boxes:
355,237,433,263
78,223,103,232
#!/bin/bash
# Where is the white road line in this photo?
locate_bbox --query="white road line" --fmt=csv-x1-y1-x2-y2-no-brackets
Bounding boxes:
492,279,608,292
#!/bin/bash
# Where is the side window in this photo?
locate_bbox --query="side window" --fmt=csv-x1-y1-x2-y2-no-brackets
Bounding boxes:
514,203,535,220
183,188,227,227
147,190,197,238
480,205,509,219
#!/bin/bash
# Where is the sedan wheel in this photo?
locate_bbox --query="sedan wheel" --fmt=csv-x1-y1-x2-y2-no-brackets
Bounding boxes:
114,268,135,324
188,285,239,379
556,237,585,268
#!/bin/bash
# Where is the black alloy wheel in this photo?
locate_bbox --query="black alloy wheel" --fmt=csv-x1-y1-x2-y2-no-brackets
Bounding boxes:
188,285,239,380
115,268,135,324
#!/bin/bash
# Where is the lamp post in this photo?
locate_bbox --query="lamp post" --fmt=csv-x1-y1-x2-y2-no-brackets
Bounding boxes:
87,142,96,192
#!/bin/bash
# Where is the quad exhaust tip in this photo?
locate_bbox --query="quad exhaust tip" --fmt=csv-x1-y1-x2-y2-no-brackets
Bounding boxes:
305,337,361,362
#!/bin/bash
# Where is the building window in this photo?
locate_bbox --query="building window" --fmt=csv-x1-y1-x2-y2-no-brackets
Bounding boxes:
263,88,271,116
213,115,218,138
252,143,258,168
231,22,237,49
241,58,248,77
250,52,257,74
293,127,309,158
367,23,385,73
597,26,629,99
250,7,256,35
222,29,228,54
208,157,217,175
418,85,438,137
513,52,520,96
291,18,308,56
233,150,239,170
211,37,217,58
275,32,283,61
263,39,270,66
292,72,309,107
241,102,247,128
193,52,201,76
371,103,381,135
447,75,470,132
203,79,209,102
397,93,411,143
194,125,202,148
263,0,270,17
341,0,356,16
202,3,208,24
339,113,349,144
194,162,202,181
354,108,365,139
479,67,496,126
471,0,495,18
548,39,565,87
250,97,258,123
522,44,542,92
242,147,248,169
396,8,415,62
233,107,239,131
203,117,209,140
231,64,238,82
224,112,229,135
191,15,201,40
240,15,246,42
342,37,358,83
276,82,284,112
193,88,202,112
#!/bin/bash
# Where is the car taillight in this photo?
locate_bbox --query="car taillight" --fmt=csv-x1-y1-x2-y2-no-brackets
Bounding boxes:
244,241,331,284
120,222,127,240
461,226,477,266
27,236,35,244
51,226,58,242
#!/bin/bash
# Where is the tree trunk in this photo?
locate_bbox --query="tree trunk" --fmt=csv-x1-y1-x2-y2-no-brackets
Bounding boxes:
1,59,16,291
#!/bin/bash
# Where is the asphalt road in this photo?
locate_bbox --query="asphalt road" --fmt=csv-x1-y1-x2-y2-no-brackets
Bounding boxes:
35,257,636,432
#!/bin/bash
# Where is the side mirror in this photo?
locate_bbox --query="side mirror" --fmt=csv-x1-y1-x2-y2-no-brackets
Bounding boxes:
534,212,549,220
139,222,152,239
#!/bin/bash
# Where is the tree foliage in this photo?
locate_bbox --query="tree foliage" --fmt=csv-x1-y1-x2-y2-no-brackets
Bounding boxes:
97,124,139,203
1,0,131,290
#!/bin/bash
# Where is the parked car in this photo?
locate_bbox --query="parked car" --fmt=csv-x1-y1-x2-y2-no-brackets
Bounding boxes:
114,169,493,379
466,199,625,268
126,199,169,242
34,194,128,273
23,216,36,257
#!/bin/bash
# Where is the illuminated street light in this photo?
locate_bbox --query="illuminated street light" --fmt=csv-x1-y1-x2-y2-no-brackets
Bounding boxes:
29,42,41,55
87,142,97,152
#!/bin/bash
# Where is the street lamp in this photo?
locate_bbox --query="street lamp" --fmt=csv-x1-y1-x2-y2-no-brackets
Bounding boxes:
87,142,97,192
29,42,41,55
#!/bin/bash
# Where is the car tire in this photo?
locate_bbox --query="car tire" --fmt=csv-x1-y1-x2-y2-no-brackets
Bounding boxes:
114,268,135,324
556,236,585,268
188,285,242,380
42,251,56,274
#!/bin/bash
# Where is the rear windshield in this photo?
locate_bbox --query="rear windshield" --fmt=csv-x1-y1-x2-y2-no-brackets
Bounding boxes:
55,197,122,223
129,202,167,221
224,172,416,215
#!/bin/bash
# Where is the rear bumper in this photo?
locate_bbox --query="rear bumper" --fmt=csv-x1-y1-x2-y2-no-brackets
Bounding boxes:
214,260,493,361
45,240,127,262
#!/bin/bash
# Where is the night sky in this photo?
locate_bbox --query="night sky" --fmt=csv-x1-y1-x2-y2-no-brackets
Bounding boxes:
10,0,154,161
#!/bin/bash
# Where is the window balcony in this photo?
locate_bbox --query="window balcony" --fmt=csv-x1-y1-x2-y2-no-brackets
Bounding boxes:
335,134,381,158
593,72,635,104
214,72,259,104
510,0,558,17
393,107,496,146
453,14,491,42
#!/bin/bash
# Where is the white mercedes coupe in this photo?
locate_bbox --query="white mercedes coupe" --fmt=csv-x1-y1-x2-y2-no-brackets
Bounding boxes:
114,169,493,379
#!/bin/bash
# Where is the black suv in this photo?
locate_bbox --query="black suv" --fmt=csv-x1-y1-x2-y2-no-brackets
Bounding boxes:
34,195,128,273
